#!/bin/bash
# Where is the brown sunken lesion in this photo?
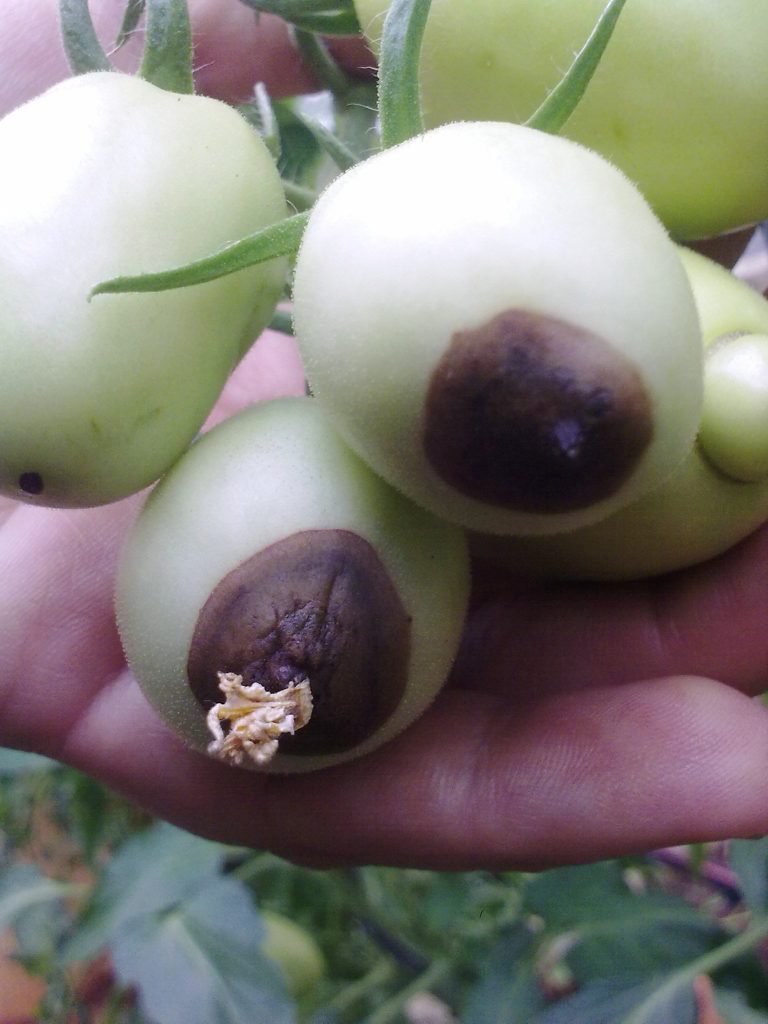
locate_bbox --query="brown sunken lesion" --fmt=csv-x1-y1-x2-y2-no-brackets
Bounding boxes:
187,529,412,756
423,309,654,513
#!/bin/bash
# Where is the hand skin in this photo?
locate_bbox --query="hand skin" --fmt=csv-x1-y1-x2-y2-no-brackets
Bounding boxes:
2,0,768,872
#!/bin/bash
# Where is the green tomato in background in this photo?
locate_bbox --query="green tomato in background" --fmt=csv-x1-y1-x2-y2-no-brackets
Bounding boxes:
0,72,287,508
470,248,768,580
293,120,703,537
354,0,768,241
261,911,326,999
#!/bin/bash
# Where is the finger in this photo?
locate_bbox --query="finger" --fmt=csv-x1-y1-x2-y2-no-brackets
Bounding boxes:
0,502,133,753
0,0,368,117
460,521,768,699
47,670,768,871
203,328,305,430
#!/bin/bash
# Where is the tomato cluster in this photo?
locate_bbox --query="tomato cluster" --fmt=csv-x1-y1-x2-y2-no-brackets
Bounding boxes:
3,1,768,771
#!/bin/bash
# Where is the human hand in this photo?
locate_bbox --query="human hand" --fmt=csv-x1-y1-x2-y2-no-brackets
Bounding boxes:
1,0,767,872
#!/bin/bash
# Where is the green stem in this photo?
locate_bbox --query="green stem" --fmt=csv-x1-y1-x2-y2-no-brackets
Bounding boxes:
58,0,114,74
525,0,629,134
283,180,320,211
377,0,432,149
363,957,452,1024
328,959,398,1016
90,211,308,297
293,28,352,96
625,915,768,1024
137,0,194,94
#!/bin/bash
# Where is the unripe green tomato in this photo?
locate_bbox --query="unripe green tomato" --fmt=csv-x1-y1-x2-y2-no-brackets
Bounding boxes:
292,121,702,536
353,0,768,241
260,910,326,999
116,396,470,773
0,71,288,508
470,248,768,580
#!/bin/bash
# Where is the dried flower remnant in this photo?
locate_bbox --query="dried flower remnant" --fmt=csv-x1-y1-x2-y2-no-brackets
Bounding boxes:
206,672,313,767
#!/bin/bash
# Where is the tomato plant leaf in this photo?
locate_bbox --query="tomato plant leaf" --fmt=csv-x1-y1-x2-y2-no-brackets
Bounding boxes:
712,988,768,1023
239,0,360,36
114,0,146,50
0,747,56,775
91,211,306,296
0,864,83,933
525,0,629,135
531,976,697,1024
729,837,768,914
58,0,115,74
60,822,229,965
137,0,194,95
524,864,723,979
377,0,431,149
110,875,295,1024
460,925,545,1023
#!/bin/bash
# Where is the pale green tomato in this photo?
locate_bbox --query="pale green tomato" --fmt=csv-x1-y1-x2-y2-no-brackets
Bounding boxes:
261,911,325,998
293,121,703,536
116,397,470,774
354,0,768,241
471,248,768,580
0,71,288,508
700,334,768,482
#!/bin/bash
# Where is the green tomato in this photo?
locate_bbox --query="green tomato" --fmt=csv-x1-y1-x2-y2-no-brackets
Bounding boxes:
699,339,768,482
116,396,470,773
293,121,703,536
260,911,326,999
471,248,768,580
354,0,768,241
0,71,287,508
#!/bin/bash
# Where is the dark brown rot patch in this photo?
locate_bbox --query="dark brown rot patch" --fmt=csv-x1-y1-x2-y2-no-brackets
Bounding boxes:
187,529,412,755
423,309,654,513
18,472,44,495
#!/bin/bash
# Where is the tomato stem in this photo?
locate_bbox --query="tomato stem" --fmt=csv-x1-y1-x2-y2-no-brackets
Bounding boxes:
89,211,309,297
525,0,629,135
377,0,432,149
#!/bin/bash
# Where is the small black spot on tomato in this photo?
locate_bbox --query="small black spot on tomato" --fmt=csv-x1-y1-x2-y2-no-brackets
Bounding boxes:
423,309,654,513
18,472,44,495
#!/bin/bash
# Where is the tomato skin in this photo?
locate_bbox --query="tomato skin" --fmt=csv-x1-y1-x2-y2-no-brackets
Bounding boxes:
471,249,768,580
260,911,326,998
116,396,469,773
0,72,287,508
293,121,702,537
354,0,768,241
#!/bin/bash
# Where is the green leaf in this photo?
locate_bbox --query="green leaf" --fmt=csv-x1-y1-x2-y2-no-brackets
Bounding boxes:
525,864,722,979
0,748,57,776
137,0,194,94
111,875,296,1024
0,864,83,933
461,925,545,1024
532,976,697,1024
729,838,768,914
239,0,360,36
525,0,629,135
377,0,432,149
61,822,228,964
114,0,146,50
714,988,768,1024
90,212,307,296
58,0,114,74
